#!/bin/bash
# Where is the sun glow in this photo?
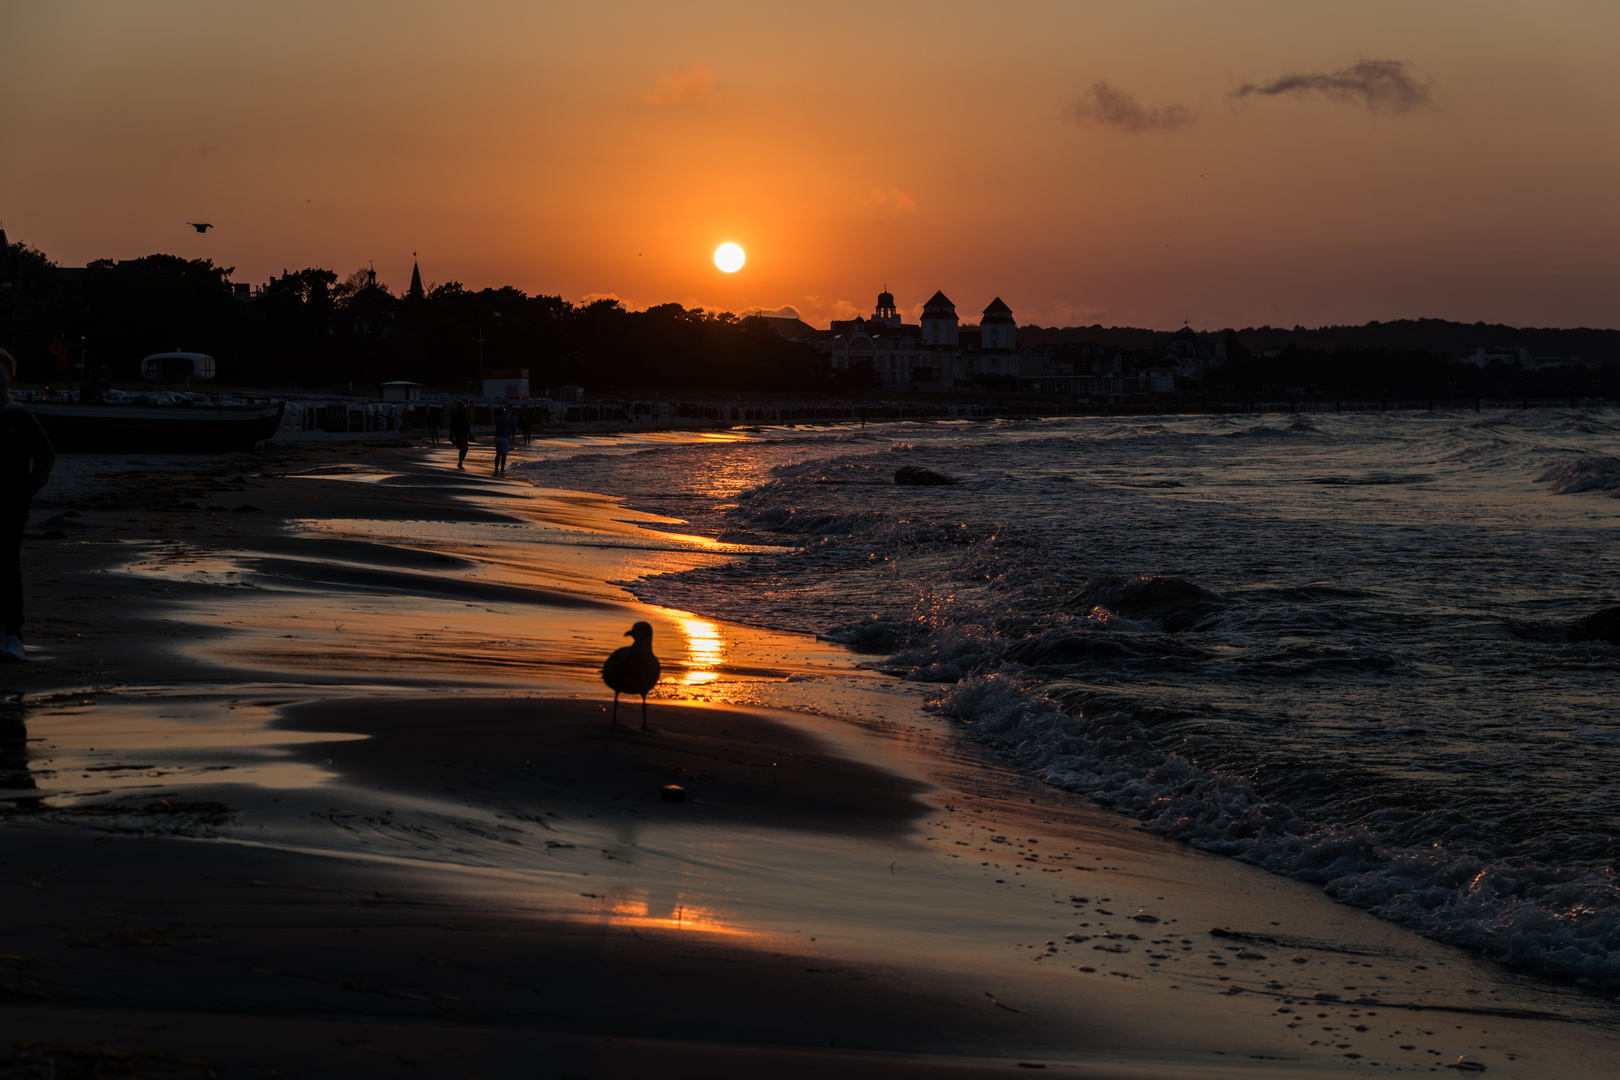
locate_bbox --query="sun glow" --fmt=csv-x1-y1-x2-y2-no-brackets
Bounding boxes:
714,243,745,273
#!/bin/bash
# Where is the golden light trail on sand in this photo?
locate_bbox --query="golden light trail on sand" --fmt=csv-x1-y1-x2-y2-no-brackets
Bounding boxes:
677,616,725,684
597,892,747,936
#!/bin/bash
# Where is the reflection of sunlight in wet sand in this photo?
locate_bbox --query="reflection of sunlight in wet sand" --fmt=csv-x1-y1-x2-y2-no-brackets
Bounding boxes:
19,697,359,805
677,616,725,685
596,891,747,936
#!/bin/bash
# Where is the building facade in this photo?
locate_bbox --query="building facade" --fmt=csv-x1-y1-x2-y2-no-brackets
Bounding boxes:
802,290,1221,399
815,289,1039,389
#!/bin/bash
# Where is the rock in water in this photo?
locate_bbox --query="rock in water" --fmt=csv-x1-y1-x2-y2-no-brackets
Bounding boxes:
659,784,688,802
894,465,958,486
1568,605,1620,646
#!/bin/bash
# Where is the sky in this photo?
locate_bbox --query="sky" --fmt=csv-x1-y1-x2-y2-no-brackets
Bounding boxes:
3,0,1618,331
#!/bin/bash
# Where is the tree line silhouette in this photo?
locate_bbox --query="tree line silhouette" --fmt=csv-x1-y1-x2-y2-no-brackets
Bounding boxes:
0,244,819,393
1,239,1614,401
1203,333,1618,404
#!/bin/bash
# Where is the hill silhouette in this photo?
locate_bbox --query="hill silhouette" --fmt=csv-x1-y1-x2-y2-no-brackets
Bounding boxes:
1017,318,1619,364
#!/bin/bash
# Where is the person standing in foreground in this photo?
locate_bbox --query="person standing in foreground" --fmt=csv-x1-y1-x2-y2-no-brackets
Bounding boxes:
0,350,55,662
448,400,472,469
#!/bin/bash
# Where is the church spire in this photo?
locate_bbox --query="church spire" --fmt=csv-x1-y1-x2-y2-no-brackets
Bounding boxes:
407,253,424,301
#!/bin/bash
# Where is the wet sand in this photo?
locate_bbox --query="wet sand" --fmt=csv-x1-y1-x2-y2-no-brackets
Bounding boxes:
2,437,1616,1077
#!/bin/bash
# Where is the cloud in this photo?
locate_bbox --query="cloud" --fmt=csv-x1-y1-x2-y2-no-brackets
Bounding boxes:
782,297,861,328
859,187,917,217
641,60,717,105
1232,59,1433,114
1065,81,1196,133
743,304,802,320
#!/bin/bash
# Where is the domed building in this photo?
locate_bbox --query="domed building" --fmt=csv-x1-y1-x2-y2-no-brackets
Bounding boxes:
813,287,1026,390
872,287,901,330
823,289,939,387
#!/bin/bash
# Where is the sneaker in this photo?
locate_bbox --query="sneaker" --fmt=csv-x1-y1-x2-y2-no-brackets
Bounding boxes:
0,635,24,662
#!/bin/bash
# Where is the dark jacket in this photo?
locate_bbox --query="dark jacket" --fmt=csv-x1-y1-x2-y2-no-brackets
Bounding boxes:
0,403,54,514
448,406,471,438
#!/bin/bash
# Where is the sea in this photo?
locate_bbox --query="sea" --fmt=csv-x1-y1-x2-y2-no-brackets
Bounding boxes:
512,408,1620,993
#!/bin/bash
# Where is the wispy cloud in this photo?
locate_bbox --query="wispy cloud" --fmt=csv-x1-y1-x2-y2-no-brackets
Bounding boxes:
641,60,717,105
1065,81,1196,133
1232,59,1433,114
795,297,861,325
859,187,917,217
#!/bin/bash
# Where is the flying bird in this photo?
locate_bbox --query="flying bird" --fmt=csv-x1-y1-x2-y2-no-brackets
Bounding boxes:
601,621,661,729
187,222,213,233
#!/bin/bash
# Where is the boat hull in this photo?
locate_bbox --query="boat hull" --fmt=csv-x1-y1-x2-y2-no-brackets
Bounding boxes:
26,401,285,454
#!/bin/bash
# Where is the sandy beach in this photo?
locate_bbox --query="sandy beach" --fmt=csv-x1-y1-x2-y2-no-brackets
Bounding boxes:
2,432,1616,1079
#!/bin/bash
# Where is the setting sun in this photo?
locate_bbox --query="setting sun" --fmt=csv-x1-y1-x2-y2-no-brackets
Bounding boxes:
714,243,745,273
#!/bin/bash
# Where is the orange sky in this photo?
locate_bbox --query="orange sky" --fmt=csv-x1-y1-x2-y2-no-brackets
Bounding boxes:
4,0,1617,330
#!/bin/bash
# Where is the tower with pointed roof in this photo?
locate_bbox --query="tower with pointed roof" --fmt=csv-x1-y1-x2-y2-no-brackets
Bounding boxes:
407,257,425,302
979,297,1015,351
920,290,958,347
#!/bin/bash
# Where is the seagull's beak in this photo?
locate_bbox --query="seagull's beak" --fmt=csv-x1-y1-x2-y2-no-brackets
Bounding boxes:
624,629,633,637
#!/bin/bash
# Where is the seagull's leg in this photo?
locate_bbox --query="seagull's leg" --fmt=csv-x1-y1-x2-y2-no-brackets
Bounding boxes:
641,694,649,730
611,692,620,727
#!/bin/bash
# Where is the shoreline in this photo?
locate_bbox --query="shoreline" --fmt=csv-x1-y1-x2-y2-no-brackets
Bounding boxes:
2,435,1616,1076
265,397,1620,444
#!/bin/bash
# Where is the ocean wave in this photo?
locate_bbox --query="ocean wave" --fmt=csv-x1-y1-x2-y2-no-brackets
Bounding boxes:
1061,573,1232,633
1222,419,1318,438
1535,456,1620,495
926,673,1620,991
1306,473,1432,486
574,409,1620,993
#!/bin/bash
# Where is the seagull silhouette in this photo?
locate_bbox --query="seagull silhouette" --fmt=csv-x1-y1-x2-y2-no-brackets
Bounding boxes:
601,621,660,730
187,223,213,233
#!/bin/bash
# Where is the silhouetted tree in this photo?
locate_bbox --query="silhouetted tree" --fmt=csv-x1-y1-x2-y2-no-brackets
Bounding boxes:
0,238,63,378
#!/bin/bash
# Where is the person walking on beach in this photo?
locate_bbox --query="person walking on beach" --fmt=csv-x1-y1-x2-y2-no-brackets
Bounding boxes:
492,405,512,475
449,400,472,469
0,350,55,662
